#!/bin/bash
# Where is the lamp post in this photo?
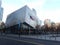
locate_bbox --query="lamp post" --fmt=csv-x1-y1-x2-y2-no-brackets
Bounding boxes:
18,20,20,38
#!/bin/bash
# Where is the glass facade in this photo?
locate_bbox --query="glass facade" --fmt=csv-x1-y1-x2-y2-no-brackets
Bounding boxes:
0,0,3,21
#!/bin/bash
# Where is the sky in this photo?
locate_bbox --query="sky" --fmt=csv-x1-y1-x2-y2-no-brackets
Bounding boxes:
2,0,60,23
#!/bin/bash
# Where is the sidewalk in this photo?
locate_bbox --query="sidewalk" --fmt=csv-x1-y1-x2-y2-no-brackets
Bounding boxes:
20,34,60,41
0,33,60,41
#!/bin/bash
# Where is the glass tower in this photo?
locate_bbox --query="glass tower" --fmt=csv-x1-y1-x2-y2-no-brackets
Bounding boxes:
0,0,3,21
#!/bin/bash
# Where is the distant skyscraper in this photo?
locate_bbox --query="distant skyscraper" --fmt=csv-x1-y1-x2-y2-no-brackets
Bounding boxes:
0,0,3,21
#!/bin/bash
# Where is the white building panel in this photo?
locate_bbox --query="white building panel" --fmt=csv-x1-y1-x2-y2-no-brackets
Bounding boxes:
6,5,38,28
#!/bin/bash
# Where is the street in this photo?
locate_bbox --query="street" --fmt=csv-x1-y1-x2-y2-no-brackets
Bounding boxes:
0,37,36,45
0,34,60,45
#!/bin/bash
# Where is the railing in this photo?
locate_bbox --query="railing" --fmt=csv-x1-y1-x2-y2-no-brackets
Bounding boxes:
0,24,60,41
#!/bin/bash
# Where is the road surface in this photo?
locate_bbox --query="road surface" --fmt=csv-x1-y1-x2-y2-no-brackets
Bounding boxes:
0,37,37,45
0,34,60,45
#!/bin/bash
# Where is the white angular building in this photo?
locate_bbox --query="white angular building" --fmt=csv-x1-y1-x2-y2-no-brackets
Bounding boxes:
0,0,3,21
6,5,38,28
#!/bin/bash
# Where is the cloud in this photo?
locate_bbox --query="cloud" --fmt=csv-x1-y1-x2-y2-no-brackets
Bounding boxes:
38,9,60,22
2,0,60,23
26,0,46,9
